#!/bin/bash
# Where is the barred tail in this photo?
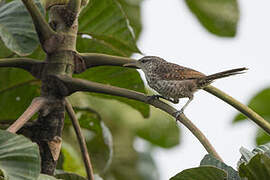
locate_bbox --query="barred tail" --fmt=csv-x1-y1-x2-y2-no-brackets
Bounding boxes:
198,67,248,87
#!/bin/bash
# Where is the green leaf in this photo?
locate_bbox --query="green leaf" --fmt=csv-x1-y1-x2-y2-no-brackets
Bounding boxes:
200,154,240,180
0,130,40,180
63,110,113,174
75,66,149,118
0,38,13,58
239,154,270,180
61,137,86,177
185,0,239,37
233,88,270,123
55,172,87,180
0,0,44,56
170,166,227,180
135,107,180,148
0,68,40,121
38,174,59,180
78,0,140,56
26,45,46,60
85,119,113,173
117,0,142,40
256,128,270,146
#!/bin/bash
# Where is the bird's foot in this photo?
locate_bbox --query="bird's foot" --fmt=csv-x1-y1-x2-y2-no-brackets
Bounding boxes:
173,109,184,120
146,95,161,103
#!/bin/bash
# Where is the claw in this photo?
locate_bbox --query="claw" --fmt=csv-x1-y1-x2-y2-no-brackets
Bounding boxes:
146,95,161,103
173,109,184,119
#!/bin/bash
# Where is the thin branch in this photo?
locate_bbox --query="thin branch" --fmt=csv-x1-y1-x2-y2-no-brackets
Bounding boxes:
65,99,94,180
7,97,47,133
0,58,43,78
21,0,56,43
53,75,223,161
79,53,137,69
204,85,270,135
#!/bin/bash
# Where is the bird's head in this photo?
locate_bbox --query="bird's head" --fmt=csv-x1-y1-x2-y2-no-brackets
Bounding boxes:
124,56,166,72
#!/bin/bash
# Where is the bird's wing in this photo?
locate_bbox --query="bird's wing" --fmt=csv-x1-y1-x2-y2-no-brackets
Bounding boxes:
158,63,206,80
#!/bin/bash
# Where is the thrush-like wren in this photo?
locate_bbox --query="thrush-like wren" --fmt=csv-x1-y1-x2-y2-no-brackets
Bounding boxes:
124,56,247,117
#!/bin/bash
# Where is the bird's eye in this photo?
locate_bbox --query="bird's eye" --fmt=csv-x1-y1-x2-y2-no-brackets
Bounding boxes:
141,59,148,63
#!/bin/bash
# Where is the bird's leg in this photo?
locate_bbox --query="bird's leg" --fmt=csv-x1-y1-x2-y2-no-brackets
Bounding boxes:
146,95,179,104
173,96,194,118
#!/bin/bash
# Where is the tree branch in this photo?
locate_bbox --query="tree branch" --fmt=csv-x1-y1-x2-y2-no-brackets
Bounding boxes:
79,53,137,69
7,97,47,133
204,85,270,135
65,99,94,180
67,0,81,14
21,0,56,43
52,75,223,161
0,58,43,78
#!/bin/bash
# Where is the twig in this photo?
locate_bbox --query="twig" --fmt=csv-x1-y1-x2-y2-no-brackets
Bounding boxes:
54,75,223,161
21,0,56,43
65,99,94,180
7,97,47,133
79,53,137,69
204,85,270,135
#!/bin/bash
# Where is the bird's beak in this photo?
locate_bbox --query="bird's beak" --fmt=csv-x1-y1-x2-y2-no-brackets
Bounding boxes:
123,61,139,69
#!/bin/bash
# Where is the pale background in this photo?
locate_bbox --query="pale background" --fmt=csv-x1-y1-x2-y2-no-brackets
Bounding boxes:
132,0,270,179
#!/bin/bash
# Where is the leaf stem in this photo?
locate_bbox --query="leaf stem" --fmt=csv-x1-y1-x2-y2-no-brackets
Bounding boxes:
7,97,47,133
54,75,223,161
21,0,56,43
79,53,137,69
204,85,270,135
65,99,94,180
0,58,43,78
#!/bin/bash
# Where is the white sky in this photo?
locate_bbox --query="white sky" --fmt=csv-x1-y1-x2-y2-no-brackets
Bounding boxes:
133,0,270,179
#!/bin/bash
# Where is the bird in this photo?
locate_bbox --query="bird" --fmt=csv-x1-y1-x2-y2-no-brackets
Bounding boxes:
124,56,247,117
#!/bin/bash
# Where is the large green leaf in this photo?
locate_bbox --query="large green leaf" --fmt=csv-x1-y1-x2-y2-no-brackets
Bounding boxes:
200,154,240,180
185,0,239,37
75,66,149,118
0,0,44,56
61,136,86,176
170,166,227,180
117,0,142,40
83,115,113,174
78,0,140,56
233,88,270,123
239,154,270,180
62,111,113,175
0,130,40,180
135,107,180,148
0,68,40,121
76,0,147,118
